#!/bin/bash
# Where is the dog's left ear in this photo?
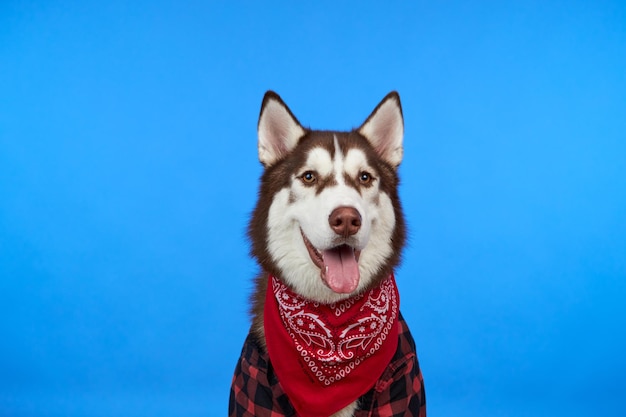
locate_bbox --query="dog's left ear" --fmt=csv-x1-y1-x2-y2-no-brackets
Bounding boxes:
358,92,404,168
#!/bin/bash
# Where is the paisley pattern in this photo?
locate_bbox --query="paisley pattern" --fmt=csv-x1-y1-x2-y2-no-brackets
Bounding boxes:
270,275,398,386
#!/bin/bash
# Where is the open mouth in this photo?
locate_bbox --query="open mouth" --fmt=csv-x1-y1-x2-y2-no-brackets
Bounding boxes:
301,231,361,294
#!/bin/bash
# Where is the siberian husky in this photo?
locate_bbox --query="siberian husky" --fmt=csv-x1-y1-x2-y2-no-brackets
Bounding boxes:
229,92,426,417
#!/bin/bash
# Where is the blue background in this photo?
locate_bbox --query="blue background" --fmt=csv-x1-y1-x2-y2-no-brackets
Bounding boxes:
2,1,625,416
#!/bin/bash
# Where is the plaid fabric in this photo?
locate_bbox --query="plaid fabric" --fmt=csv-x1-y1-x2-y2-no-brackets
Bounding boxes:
229,312,426,417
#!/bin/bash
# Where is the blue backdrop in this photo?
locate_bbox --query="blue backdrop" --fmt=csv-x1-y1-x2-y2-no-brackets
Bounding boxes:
1,1,625,416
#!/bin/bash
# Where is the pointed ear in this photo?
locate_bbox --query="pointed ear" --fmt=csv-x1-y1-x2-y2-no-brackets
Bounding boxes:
257,91,306,167
357,92,404,167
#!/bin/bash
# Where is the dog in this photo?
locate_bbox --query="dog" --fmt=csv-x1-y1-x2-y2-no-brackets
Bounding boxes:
229,92,426,417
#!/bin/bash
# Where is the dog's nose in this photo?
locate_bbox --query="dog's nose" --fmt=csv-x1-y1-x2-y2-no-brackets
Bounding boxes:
329,206,361,237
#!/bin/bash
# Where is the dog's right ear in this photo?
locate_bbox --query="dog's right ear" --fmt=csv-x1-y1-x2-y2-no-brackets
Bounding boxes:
257,91,306,167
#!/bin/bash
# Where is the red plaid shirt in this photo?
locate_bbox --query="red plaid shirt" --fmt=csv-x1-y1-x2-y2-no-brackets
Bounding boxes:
229,313,426,416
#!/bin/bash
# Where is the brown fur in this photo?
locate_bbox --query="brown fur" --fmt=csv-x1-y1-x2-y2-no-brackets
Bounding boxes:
247,129,406,351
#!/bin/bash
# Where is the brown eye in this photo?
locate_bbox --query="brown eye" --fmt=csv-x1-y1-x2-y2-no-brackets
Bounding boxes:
301,171,317,184
359,171,373,184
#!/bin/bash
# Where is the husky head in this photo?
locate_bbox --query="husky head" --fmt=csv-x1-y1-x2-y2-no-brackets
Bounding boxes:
249,92,406,303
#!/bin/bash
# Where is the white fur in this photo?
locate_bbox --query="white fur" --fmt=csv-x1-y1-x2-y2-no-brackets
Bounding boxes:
358,95,404,167
305,147,333,177
258,98,306,166
257,93,405,416
331,401,358,417
343,147,368,179
266,136,396,304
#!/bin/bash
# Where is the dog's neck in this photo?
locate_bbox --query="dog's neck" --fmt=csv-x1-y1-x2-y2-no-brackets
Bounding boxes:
262,273,400,416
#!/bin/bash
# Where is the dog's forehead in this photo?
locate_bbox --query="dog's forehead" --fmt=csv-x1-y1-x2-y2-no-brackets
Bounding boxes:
343,147,369,175
300,131,373,173
305,147,333,176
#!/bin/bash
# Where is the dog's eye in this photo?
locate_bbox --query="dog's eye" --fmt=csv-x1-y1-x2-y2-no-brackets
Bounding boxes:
359,171,373,184
301,171,317,184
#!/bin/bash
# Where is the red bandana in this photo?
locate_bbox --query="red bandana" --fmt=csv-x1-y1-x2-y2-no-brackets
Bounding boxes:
264,274,399,417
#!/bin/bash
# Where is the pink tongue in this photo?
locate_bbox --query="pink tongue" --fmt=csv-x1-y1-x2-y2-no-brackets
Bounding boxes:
321,245,360,294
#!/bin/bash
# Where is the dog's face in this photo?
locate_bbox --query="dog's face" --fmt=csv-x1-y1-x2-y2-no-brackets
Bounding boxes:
249,92,406,303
